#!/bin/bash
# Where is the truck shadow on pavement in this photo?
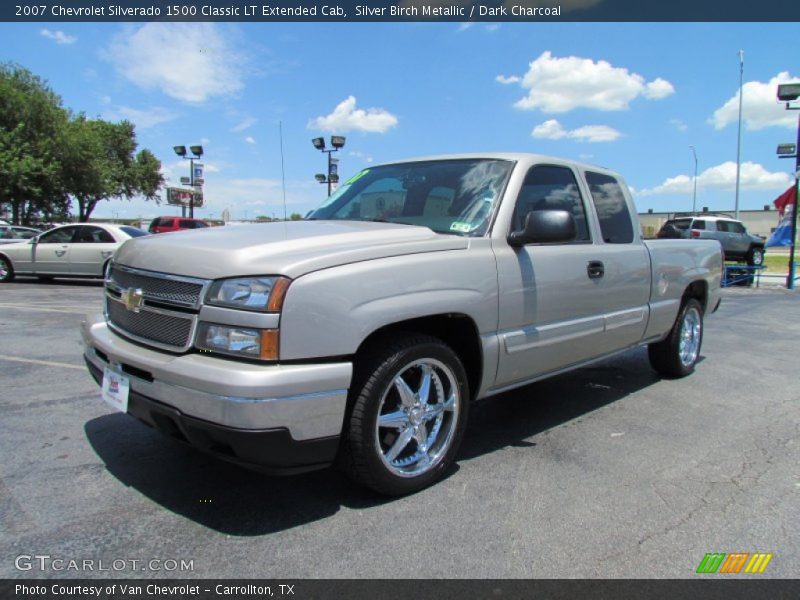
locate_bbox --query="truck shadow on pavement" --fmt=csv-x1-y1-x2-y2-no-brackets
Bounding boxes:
84,346,675,537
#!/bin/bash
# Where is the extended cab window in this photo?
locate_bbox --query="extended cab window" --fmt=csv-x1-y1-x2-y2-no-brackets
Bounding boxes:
585,172,634,244
692,220,707,230
513,165,590,241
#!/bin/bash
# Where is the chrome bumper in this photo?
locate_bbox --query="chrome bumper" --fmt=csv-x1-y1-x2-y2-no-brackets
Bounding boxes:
81,313,352,441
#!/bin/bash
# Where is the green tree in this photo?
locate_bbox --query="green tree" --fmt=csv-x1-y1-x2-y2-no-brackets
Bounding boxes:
0,63,69,225
63,118,164,222
290,212,303,221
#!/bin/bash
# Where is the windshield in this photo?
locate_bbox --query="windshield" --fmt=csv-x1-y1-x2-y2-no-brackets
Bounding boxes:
307,159,514,236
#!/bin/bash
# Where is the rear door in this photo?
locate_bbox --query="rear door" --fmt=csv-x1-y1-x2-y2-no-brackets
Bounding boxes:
582,171,651,353
69,226,118,276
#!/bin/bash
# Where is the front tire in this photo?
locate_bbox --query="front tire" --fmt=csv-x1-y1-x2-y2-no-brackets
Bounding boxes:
648,298,703,378
746,246,764,267
0,255,15,283
340,334,470,495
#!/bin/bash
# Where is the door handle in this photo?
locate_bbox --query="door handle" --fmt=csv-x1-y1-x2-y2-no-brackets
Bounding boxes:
55,250,66,257
587,260,605,279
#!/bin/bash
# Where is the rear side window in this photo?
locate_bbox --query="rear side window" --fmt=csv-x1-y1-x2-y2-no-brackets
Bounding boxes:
585,172,634,244
513,165,591,241
669,219,691,230
194,221,209,228
179,220,195,228
692,220,707,230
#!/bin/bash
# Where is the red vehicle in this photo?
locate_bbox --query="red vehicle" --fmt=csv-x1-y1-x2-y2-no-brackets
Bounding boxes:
148,217,209,234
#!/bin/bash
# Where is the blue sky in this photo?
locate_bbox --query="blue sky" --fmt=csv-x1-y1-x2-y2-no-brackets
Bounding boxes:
2,22,799,220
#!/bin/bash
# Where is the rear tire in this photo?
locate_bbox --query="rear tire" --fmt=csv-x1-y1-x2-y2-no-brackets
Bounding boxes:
648,298,703,378
339,333,470,495
0,255,15,282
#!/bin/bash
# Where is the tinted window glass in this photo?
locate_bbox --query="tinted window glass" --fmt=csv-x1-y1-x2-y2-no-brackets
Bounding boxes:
717,221,733,233
514,165,590,241
194,221,209,228
39,227,76,244
669,219,692,230
75,226,114,243
120,226,148,238
692,220,706,230
730,222,746,234
585,172,634,244
15,228,38,239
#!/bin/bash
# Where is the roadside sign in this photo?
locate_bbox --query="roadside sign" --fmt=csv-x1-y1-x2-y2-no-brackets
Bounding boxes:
180,177,190,185
194,178,205,186
166,187,204,208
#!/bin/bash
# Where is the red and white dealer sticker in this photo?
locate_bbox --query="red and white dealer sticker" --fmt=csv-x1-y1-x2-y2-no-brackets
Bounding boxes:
101,366,129,413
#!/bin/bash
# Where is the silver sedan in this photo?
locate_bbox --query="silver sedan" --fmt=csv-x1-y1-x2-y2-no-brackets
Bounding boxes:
0,223,148,283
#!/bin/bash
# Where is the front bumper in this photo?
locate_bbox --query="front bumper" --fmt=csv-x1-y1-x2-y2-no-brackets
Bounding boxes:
82,313,352,471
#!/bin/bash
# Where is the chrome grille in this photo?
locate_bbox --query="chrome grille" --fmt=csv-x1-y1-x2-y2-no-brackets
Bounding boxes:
104,264,209,351
108,264,204,308
107,298,193,349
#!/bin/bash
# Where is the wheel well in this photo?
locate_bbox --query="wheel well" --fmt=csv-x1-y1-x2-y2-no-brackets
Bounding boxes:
683,280,708,313
355,314,483,401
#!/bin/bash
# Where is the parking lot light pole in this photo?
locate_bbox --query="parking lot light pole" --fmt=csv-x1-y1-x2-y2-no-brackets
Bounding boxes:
173,145,203,218
689,145,698,214
776,83,800,289
312,136,345,196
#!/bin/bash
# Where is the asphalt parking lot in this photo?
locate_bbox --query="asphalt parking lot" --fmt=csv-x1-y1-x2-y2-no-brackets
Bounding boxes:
1,279,798,579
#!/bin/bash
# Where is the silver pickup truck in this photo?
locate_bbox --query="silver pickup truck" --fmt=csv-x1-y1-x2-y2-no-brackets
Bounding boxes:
82,153,722,495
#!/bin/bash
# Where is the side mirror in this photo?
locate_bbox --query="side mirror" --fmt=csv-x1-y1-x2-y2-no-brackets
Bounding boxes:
508,210,576,246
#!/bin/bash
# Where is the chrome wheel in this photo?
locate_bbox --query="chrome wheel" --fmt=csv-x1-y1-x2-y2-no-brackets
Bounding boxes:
375,358,460,478
749,248,764,266
678,306,702,367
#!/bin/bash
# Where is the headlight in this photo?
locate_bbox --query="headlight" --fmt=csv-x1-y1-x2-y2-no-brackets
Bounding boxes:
197,323,279,361
206,276,290,312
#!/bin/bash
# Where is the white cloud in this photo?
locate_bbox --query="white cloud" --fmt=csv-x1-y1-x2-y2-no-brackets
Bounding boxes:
308,96,398,134
669,118,688,132
200,137,211,145
245,136,256,145
231,116,257,132
486,24,501,32
496,74,521,85
349,151,374,163
456,23,474,32
106,23,246,103
507,51,675,113
638,161,792,196
102,105,177,129
41,29,76,45
710,72,800,131
532,119,621,143
644,78,675,100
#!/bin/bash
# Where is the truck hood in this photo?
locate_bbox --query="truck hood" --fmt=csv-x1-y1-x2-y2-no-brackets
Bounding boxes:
113,220,469,280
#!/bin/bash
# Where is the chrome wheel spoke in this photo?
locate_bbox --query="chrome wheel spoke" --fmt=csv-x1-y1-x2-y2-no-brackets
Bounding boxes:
394,376,416,408
417,365,432,406
413,422,430,453
379,410,409,430
385,428,415,462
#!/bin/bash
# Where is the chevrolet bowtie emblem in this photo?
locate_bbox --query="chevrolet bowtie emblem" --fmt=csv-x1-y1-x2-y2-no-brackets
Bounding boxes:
121,287,144,313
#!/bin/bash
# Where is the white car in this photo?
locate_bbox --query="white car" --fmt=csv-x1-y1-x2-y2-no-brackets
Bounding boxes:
0,223,148,283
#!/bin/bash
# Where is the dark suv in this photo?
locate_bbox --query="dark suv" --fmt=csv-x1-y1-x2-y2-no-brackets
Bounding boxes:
148,217,209,234
657,215,765,265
